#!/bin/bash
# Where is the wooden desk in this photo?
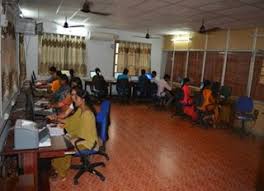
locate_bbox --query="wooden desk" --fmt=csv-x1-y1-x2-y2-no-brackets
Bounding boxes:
1,130,74,191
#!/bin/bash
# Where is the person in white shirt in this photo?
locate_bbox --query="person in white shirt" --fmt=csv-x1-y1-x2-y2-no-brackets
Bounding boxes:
157,74,172,97
151,71,159,84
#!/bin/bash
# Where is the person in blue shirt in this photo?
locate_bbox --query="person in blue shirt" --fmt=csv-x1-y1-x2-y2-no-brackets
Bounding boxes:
136,69,150,97
117,68,129,80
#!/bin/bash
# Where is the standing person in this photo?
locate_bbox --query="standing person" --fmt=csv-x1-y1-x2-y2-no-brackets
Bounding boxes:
51,88,98,180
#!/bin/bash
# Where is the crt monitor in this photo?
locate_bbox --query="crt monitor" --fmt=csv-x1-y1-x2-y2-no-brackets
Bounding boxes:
61,70,70,77
114,72,123,79
90,71,96,78
145,73,152,80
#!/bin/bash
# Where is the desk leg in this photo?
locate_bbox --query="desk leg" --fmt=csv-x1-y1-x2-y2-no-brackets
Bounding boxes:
21,152,38,191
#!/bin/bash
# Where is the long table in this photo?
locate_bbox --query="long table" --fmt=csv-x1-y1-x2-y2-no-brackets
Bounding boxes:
0,83,74,191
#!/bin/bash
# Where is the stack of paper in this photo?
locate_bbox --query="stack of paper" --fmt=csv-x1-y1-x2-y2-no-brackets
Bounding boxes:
48,127,65,137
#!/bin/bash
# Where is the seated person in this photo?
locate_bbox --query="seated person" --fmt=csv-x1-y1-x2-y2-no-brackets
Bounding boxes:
52,74,70,103
49,71,62,93
180,78,198,121
151,71,158,84
91,68,107,97
156,74,173,105
117,68,129,80
136,69,150,97
47,77,83,121
47,66,57,83
51,88,98,180
198,80,219,126
116,68,130,96
157,74,171,97
34,66,57,88
69,68,75,84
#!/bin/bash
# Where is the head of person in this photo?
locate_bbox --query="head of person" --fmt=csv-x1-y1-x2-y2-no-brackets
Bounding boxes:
123,68,129,75
151,71,157,78
141,69,146,75
70,88,96,116
71,77,83,89
54,70,62,79
59,74,69,86
182,78,190,86
49,66,57,77
69,69,74,77
203,80,211,89
163,74,170,82
95,68,101,76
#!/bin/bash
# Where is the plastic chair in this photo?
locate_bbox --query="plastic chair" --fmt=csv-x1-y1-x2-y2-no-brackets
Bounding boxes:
234,96,256,135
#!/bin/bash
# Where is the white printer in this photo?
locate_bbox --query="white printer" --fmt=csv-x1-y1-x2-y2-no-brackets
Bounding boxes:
14,119,51,150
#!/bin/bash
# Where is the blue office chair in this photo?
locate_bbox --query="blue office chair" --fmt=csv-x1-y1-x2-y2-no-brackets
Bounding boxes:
234,96,256,135
71,100,111,185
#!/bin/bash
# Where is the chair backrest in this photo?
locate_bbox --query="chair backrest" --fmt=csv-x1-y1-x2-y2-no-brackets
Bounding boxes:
235,96,254,113
116,79,130,91
96,100,111,142
92,75,107,91
220,86,232,99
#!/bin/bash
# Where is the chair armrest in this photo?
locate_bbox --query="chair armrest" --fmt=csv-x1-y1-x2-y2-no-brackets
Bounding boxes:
74,138,97,157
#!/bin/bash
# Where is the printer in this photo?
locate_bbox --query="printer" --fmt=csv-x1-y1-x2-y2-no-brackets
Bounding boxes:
14,119,51,150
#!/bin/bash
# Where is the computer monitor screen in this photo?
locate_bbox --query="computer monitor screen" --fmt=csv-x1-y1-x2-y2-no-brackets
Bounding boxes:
130,76,138,81
114,72,123,79
61,70,70,77
90,71,96,78
145,73,152,80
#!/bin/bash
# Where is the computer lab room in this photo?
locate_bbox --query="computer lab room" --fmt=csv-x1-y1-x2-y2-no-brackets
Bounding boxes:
0,0,264,191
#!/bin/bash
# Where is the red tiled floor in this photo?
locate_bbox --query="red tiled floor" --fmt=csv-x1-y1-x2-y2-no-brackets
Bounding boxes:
50,104,262,191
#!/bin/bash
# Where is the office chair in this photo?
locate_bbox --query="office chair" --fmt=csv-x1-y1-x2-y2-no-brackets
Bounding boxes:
71,101,110,185
116,79,130,103
234,96,258,136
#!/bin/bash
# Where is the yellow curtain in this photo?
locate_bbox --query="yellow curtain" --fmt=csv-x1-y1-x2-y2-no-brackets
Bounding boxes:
117,41,151,75
1,22,17,101
38,33,87,76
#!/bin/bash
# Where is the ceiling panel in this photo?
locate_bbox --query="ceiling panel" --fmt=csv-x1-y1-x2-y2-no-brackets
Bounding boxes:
18,0,264,35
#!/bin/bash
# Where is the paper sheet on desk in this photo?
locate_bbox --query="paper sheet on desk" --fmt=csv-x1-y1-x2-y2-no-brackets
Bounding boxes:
35,100,49,106
48,127,65,136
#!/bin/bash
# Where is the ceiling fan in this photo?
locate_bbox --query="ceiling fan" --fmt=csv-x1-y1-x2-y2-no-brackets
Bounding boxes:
81,0,111,16
198,19,221,34
134,29,160,39
54,17,85,28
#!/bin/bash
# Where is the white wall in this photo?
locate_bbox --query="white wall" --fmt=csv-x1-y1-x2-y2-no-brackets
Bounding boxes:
24,22,163,80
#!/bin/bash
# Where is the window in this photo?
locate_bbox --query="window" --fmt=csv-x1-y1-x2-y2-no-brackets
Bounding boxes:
113,42,119,75
172,51,187,82
203,51,224,82
224,52,251,96
251,54,264,100
187,51,204,86
113,41,151,76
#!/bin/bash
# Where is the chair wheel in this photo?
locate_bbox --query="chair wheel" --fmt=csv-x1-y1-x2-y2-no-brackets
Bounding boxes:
74,179,79,185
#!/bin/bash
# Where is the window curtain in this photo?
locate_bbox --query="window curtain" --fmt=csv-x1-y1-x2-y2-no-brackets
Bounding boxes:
251,54,264,100
173,51,187,82
19,34,26,85
203,51,224,82
224,52,251,96
117,41,151,75
38,33,87,76
1,22,18,101
187,51,204,86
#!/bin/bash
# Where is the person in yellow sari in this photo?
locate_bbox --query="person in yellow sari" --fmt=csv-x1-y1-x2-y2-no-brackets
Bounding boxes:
51,88,98,180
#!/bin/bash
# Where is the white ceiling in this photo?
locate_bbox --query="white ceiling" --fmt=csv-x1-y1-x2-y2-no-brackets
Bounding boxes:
16,0,264,34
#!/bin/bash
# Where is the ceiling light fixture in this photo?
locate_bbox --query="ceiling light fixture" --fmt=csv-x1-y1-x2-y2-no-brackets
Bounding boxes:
171,32,191,43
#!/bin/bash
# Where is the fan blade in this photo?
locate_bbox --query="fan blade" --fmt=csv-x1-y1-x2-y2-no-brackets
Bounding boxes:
134,36,146,38
89,11,111,16
68,25,85,28
205,27,221,33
